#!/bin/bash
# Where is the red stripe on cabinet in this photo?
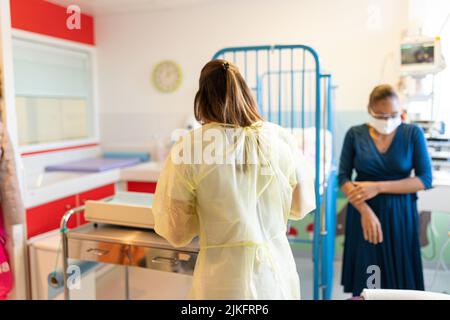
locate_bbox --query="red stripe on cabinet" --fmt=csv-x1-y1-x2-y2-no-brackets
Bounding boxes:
21,143,99,157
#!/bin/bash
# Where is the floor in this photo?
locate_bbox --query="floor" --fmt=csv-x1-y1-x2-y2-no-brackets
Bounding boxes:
296,256,348,300
295,256,450,300
89,254,449,300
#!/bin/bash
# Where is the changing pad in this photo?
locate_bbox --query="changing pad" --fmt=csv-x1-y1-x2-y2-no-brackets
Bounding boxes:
103,151,150,162
45,157,141,173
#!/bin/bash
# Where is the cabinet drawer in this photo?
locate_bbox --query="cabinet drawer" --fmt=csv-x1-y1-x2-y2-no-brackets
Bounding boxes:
68,239,130,265
67,238,197,275
129,246,197,275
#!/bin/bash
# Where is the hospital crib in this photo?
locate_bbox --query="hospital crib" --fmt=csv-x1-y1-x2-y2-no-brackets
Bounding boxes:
212,45,337,300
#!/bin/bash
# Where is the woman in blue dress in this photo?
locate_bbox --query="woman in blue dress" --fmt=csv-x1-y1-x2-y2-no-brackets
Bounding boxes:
338,84,433,296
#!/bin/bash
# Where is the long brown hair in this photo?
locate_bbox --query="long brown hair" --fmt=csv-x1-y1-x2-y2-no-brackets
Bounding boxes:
194,59,262,126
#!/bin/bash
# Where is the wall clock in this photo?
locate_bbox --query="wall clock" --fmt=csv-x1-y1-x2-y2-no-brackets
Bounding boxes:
152,60,183,93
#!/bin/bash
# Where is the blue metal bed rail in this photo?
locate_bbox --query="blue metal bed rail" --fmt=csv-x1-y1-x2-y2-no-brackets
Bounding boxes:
212,45,337,300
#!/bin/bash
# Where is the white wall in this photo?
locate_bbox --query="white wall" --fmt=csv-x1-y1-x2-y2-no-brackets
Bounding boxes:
414,0,450,128
95,0,409,150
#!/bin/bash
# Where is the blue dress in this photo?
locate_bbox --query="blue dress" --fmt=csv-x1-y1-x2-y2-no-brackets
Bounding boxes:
338,123,432,296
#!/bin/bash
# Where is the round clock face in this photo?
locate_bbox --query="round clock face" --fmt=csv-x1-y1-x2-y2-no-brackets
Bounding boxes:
152,60,182,93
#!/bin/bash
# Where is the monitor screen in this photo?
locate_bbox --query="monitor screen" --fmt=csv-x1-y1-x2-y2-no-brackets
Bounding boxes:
401,42,435,65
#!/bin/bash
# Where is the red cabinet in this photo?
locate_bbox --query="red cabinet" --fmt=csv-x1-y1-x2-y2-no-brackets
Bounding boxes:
26,183,116,239
126,181,157,194
26,195,77,239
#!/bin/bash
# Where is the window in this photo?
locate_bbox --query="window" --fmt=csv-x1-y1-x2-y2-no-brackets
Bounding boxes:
12,37,95,147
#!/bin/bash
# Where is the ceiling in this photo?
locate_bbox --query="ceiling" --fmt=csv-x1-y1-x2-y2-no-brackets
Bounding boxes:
46,0,220,16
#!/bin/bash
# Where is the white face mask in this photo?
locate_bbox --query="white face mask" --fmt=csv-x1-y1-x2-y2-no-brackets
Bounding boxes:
368,115,401,135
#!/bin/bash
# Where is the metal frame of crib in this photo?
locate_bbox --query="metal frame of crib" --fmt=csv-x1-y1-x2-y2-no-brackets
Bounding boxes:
212,45,337,300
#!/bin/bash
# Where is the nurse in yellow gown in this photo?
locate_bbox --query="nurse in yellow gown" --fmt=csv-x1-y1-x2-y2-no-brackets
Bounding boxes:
152,60,316,300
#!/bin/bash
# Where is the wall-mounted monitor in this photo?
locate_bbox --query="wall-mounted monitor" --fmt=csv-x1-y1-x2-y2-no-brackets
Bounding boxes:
400,36,445,76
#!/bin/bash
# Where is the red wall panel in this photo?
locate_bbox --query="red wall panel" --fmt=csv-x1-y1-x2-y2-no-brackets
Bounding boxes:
127,181,157,194
10,0,95,45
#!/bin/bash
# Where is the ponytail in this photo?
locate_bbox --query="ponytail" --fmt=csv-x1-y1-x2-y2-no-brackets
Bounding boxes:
194,59,262,127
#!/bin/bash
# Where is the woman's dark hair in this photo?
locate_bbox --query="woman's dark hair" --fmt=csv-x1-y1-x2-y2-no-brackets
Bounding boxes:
194,59,262,126
368,84,399,109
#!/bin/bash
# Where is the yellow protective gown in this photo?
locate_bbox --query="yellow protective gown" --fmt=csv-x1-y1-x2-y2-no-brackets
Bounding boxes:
152,121,316,300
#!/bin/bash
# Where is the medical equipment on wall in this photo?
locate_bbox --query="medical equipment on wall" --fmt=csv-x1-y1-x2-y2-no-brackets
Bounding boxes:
427,137,450,172
400,36,446,77
413,120,446,136
212,45,336,300
398,34,447,127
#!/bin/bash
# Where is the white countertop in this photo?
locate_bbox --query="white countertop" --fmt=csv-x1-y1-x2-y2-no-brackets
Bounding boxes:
24,161,164,209
431,170,450,187
119,161,163,182
25,169,122,208
416,171,450,213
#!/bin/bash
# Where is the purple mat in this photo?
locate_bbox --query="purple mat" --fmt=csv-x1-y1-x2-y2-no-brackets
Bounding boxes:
45,157,141,173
